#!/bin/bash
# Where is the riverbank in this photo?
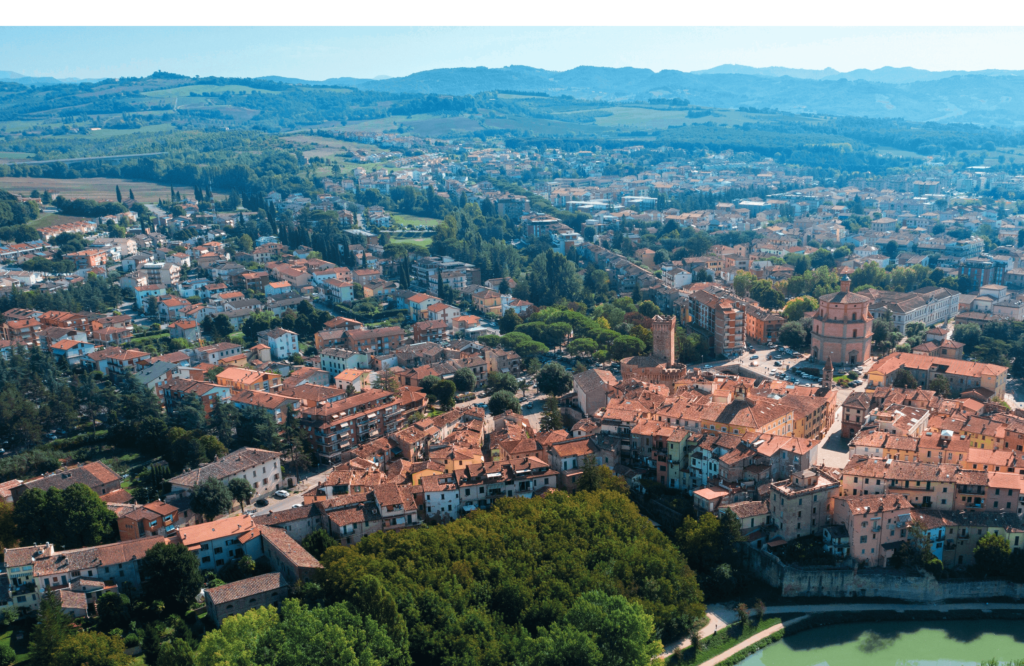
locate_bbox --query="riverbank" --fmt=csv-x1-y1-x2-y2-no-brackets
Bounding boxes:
709,607,1024,666
730,616,1024,666
653,602,1024,665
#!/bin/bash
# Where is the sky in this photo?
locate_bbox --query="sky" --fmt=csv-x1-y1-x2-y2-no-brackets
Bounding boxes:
6,27,1024,81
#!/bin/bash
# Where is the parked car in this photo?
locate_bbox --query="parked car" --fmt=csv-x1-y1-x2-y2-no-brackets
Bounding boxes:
273,490,289,499
255,498,269,507
774,361,782,366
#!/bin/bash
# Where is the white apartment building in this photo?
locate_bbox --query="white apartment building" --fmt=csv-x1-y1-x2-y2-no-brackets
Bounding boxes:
258,328,300,361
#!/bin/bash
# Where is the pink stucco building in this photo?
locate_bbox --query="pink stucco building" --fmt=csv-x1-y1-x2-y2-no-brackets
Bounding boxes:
832,494,914,568
810,276,873,367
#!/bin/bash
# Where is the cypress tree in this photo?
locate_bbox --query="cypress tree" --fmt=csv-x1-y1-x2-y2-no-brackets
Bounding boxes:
28,590,72,663
115,185,122,203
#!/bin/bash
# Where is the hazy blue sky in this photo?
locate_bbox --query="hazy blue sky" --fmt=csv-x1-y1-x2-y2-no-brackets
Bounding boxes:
4,27,1024,80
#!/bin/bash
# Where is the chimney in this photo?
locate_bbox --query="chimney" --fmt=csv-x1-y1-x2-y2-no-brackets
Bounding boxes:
840,275,851,293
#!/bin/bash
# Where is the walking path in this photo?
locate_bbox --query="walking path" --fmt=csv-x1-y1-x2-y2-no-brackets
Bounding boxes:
656,601,1024,663
696,615,807,666
655,605,738,660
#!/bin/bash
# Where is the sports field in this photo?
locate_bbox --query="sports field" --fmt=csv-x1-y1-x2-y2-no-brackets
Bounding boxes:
391,214,440,228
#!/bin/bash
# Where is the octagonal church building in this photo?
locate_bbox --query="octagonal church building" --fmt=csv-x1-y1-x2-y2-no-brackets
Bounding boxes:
810,276,873,367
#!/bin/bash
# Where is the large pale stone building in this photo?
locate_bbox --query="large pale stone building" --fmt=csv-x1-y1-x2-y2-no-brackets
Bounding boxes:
810,276,873,367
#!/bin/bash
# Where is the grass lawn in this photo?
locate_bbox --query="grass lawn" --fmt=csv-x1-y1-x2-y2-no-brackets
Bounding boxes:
102,450,155,469
1,617,34,663
0,152,32,161
391,214,441,228
27,213,85,229
390,238,432,250
142,85,281,98
666,617,781,665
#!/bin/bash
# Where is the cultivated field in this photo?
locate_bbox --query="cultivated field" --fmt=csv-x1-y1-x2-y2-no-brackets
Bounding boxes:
142,85,281,98
282,136,381,161
588,106,820,130
0,177,175,203
76,124,177,140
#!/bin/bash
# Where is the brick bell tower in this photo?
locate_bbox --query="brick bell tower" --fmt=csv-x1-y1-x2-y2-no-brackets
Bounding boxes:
822,356,834,391
651,315,676,366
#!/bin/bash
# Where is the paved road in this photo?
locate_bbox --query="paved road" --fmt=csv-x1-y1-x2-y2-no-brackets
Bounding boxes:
238,466,334,517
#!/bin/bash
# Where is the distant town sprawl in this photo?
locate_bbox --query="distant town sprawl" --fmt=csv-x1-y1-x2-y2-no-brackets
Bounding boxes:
0,133,1024,655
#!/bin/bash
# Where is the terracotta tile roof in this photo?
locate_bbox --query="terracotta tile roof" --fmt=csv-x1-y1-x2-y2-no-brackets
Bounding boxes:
179,516,258,549
16,536,168,576
205,571,289,605
720,500,769,519
835,494,914,514
259,526,322,570
872,352,1006,379
551,439,595,457
253,505,318,526
22,461,119,493
167,448,279,488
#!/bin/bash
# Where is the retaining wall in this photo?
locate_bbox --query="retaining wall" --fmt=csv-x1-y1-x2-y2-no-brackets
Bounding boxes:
742,545,1024,601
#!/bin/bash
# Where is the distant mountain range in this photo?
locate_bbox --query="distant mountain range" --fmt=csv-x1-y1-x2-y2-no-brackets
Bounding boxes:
255,65,1024,125
0,70,100,86
690,64,1024,84
10,64,1024,124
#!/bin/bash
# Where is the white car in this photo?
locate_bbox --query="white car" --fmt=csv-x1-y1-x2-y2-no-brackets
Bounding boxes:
273,490,289,499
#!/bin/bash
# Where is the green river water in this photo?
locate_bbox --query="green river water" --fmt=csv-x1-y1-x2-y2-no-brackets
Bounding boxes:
735,620,1024,666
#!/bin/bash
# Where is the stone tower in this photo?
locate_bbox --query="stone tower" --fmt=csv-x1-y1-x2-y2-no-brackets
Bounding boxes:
651,315,676,366
822,356,834,391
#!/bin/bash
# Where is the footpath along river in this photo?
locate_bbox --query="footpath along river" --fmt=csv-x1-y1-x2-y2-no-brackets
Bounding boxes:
734,619,1024,666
